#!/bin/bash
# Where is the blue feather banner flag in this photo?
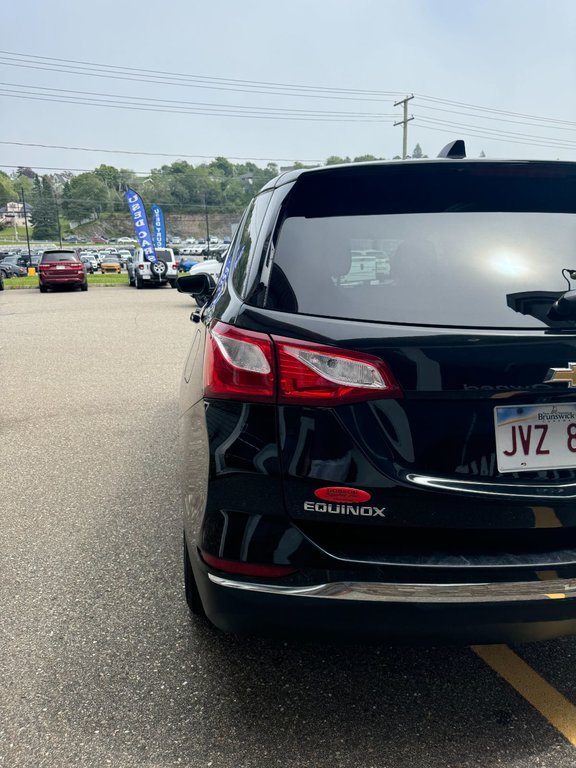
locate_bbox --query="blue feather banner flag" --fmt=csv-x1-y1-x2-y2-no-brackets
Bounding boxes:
124,188,157,262
151,204,166,248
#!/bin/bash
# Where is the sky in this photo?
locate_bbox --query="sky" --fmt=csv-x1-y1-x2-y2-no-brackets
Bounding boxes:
1,0,576,177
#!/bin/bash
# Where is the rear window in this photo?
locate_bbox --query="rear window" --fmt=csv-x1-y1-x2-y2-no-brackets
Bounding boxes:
267,162,576,329
154,249,175,262
41,251,78,263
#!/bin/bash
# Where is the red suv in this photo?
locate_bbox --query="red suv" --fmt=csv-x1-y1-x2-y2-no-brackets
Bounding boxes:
38,250,88,293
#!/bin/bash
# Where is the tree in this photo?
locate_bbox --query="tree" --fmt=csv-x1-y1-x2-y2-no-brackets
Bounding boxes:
16,167,37,180
29,176,59,239
209,156,235,178
479,150,486,158
11,173,35,199
412,143,424,159
325,155,351,165
61,173,110,221
353,154,379,163
0,171,16,207
94,164,122,191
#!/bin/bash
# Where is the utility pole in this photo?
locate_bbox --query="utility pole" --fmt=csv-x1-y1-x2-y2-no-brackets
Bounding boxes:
20,188,31,260
204,194,210,257
53,193,62,248
394,94,414,160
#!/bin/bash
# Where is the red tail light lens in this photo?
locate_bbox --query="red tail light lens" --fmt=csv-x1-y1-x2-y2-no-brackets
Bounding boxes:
274,337,401,405
204,322,275,402
203,323,402,405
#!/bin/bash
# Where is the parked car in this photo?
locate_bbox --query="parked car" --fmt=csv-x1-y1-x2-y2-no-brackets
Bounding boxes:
117,250,131,266
126,247,178,288
178,258,199,273
38,249,87,292
100,256,122,274
79,252,98,273
176,143,576,643
0,256,27,278
0,269,4,291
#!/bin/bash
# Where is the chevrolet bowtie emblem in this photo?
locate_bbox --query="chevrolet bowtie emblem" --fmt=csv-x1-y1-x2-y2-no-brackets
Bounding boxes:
545,363,576,387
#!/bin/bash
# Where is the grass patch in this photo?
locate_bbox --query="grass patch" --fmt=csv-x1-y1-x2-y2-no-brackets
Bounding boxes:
4,273,130,289
87,273,129,286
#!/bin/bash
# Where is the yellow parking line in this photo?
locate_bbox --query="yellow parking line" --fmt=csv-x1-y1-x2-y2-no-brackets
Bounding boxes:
472,644,576,745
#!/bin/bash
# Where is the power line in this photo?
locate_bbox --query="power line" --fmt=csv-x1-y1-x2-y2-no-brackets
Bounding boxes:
414,123,576,152
415,102,576,133
0,49,404,96
0,55,400,104
416,116,576,147
415,93,576,127
0,141,323,164
2,50,574,132
0,89,396,122
0,81,396,118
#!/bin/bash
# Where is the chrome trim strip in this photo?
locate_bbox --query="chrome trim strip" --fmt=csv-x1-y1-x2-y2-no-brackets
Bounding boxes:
406,472,576,499
208,574,576,603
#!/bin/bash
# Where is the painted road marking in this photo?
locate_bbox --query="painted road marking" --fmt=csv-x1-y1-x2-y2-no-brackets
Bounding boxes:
472,644,576,746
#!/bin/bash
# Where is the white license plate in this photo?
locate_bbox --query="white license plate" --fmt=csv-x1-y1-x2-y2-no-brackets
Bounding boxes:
494,403,576,472
55,265,66,270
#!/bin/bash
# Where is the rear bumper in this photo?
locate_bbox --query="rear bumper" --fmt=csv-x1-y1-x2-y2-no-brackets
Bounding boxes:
191,552,576,643
39,274,85,286
142,273,176,281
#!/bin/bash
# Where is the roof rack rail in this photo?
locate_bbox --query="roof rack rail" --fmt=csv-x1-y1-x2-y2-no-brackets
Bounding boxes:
438,140,466,159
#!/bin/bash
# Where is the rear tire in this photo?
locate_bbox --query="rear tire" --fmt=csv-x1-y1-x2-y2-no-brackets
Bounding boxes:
39,285,48,293
81,282,88,291
169,280,177,289
184,533,206,617
135,274,143,289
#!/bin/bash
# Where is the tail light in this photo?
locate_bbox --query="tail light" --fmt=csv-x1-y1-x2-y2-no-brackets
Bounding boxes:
275,337,402,405
204,322,275,401
204,322,401,405
138,264,145,271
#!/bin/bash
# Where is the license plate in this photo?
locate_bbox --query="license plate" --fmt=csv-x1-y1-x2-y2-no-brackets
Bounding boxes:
55,265,66,270
494,403,576,472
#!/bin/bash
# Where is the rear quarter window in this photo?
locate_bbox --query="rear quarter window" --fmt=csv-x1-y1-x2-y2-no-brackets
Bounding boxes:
231,191,272,299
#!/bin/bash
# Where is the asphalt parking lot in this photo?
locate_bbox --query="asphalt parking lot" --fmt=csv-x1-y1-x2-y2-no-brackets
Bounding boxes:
3,286,576,767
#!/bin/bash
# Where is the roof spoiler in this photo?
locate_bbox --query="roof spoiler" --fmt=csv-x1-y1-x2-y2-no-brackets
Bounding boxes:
438,140,466,159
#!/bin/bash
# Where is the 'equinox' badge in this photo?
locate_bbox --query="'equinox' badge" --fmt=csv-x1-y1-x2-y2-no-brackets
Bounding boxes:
544,363,576,388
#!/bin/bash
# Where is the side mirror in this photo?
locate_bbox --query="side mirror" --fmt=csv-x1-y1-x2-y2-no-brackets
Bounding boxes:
176,273,216,296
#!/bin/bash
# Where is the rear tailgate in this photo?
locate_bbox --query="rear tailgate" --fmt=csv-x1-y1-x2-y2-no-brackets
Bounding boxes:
268,321,576,566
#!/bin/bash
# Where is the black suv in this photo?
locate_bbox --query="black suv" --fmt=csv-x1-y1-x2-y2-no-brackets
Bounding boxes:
178,144,576,642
